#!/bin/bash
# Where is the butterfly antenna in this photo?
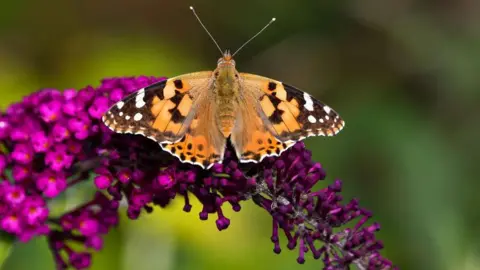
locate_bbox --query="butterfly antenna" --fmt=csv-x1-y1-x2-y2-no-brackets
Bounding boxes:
232,17,276,57
190,6,223,55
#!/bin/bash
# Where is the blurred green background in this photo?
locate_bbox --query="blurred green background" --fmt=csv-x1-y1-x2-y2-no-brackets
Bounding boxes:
1,0,479,269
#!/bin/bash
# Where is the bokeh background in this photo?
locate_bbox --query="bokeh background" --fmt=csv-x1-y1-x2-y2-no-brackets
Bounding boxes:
1,0,479,269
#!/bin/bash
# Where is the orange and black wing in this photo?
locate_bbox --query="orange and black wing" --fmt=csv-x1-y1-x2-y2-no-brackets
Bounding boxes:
230,73,345,163
103,72,226,169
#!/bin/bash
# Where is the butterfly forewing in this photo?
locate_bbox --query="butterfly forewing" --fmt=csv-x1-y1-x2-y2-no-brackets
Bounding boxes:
228,73,345,164
103,71,227,169
102,79,189,143
240,73,344,141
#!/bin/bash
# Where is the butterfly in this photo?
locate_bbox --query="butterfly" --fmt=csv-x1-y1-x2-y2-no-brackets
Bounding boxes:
102,7,345,170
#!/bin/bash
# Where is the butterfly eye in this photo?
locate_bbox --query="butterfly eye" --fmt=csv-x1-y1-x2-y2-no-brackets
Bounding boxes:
214,71,219,77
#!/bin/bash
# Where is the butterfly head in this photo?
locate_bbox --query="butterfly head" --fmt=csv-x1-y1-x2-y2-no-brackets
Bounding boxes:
215,50,239,83
217,50,236,67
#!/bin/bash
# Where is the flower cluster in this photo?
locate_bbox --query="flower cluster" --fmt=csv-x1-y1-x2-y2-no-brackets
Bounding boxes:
0,76,395,269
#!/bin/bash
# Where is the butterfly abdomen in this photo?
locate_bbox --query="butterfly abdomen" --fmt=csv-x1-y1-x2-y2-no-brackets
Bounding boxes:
217,100,237,138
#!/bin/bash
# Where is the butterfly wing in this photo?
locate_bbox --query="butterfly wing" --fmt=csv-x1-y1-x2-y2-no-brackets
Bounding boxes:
103,72,226,168
160,97,226,169
230,104,296,163
230,73,345,163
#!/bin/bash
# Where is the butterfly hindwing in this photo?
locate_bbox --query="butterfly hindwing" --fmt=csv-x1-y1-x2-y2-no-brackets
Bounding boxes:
161,99,226,169
230,106,295,163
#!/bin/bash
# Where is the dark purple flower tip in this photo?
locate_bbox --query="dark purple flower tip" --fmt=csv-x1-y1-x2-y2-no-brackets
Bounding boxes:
116,168,131,184
215,215,230,231
297,249,306,263
69,252,91,269
199,210,209,220
231,203,241,212
183,203,192,212
86,235,103,250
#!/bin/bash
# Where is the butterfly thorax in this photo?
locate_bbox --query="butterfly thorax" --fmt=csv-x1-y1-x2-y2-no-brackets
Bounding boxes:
214,58,240,138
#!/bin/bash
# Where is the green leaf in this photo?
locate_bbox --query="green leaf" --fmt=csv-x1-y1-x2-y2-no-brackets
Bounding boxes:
0,231,15,268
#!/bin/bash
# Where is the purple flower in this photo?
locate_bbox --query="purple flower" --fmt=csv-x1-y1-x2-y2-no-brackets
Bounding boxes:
1,214,21,234
4,185,25,205
0,182,49,240
78,218,99,237
0,76,395,270
11,144,33,164
88,96,110,119
36,171,67,198
94,174,112,190
31,132,51,152
21,197,49,225
12,165,30,182
45,145,74,171
68,117,91,140
52,123,71,142
39,100,63,123
156,172,175,189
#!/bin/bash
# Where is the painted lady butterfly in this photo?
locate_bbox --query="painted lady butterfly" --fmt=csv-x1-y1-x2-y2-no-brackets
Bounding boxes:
102,7,345,169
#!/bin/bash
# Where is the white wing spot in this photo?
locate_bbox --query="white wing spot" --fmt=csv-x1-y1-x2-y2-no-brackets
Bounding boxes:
135,88,146,108
125,115,131,120
303,93,314,111
319,118,324,123
134,113,143,121
119,112,123,116
325,115,330,121
116,101,125,109
307,115,317,123
323,105,331,114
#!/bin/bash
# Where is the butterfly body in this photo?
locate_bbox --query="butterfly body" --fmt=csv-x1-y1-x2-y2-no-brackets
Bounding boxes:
103,51,345,169
214,54,241,137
